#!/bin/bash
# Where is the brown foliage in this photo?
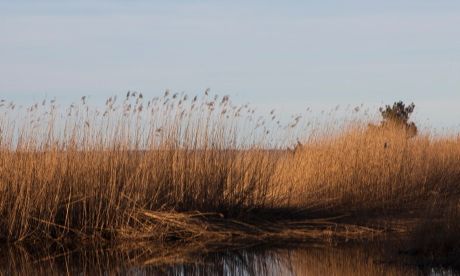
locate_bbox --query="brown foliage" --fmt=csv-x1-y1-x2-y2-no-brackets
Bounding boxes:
0,94,459,250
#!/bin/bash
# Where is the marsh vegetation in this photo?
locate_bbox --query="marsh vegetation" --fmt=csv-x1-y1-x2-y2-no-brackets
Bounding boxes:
0,92,459,271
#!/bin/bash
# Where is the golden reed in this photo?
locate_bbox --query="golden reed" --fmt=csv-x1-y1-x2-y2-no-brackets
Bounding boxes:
0,92,458,249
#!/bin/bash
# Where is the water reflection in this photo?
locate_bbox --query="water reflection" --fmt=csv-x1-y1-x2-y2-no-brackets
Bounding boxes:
0,242,454,275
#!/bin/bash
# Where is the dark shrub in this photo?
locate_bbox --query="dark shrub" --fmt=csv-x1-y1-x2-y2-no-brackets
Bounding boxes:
378,101,418,138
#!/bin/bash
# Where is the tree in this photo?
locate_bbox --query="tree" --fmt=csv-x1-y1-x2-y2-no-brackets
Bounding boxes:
378,101,417,138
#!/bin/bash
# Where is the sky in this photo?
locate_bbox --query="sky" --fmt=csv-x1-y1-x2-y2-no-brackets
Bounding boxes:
1,1,459,128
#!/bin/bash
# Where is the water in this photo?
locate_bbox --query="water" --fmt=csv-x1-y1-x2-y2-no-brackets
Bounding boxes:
0,242,457,275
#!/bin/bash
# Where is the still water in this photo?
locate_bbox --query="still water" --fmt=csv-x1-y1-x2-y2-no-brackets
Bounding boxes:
0,242,456,275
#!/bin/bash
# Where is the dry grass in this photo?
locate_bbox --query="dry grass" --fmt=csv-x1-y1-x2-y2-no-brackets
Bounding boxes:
0,92,459,252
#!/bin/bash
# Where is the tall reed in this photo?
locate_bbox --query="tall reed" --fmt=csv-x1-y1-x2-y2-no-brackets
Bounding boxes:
0,92,459,246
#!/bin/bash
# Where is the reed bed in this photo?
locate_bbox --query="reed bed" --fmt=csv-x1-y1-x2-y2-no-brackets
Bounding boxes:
0,92,459,250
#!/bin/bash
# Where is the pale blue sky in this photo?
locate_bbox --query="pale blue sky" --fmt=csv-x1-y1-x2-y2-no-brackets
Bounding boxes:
1,1,459,127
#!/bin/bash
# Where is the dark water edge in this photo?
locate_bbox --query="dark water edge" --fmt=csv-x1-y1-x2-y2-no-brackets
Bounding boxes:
0,240,458,276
